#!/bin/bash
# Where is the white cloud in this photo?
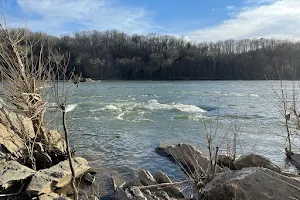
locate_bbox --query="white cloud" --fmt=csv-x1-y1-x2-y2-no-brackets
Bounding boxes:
12,0,156,35
185,0,300,42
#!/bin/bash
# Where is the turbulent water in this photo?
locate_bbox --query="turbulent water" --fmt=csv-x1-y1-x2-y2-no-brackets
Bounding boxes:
47,81,299,180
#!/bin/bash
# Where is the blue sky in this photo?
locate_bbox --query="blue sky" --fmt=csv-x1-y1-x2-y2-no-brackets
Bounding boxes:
6,0,300,41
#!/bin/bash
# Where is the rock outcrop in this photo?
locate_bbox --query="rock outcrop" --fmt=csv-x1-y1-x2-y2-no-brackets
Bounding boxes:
233,154,281,173
27,157,90,195
200,167,300,200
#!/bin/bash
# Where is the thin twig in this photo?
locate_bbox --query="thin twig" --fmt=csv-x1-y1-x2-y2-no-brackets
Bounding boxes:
137,180,191,190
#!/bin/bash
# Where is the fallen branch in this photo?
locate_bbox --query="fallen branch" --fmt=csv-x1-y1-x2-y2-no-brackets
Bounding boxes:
137,180,191,190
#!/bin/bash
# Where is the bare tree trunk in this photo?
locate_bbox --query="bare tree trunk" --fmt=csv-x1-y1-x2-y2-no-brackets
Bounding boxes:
61,104,78,200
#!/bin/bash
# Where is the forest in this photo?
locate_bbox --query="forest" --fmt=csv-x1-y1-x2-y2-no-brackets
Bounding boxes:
20,29,300,80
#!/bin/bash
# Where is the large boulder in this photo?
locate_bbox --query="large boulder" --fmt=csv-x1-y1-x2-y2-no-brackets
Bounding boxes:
0,160,35,189
155,144,222,175
27,157,90,195
200,167,300,200
233,154,281,173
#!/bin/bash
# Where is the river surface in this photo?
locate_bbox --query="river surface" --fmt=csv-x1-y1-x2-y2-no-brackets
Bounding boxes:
48,81,299,180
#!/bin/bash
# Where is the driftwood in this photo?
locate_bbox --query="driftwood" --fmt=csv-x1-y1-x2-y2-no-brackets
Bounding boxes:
136,180,190,190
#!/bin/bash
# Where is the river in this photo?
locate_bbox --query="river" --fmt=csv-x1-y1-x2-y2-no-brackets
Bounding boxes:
47,80,299,180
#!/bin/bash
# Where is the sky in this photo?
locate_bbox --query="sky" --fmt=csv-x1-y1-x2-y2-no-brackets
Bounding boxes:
5,0,300,42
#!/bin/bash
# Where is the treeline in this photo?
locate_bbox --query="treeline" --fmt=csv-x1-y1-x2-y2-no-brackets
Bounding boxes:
18,29,300,80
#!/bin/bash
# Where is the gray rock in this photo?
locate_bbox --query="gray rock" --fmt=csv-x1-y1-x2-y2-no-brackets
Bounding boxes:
154,171,185,199
290,153,300,169
233,154,281,172
130,186,147,199
200,167,300,200
155,144,222,175
116,186,147,200
155,190,170,200
154,171,171,184
0,160,35,189
116,187,134,200
84,172,96,184
27,157,90,195
138,169,157,186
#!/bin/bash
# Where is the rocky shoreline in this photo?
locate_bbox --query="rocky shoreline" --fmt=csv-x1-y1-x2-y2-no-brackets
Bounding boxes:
113,144,300,200
0,103,93,200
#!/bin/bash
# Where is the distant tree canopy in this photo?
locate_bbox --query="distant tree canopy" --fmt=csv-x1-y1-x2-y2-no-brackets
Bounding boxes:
17,29,300,80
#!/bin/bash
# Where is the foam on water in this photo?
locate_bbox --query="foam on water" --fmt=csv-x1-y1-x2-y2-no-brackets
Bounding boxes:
173,103,206,113
249,94,259,97
87,99,206,122
103,105,119,111
116,112,125,120
145,99,173,111
66,104,77,112
146,99,206,113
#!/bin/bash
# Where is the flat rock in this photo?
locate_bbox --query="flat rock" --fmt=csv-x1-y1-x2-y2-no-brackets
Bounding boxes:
0,160,35,188
233,154,281,173
155,143,222,175
27,157,90,195
200,167,300,200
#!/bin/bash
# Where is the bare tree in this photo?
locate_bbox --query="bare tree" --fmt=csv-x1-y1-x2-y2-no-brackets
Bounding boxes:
0,5,78,199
